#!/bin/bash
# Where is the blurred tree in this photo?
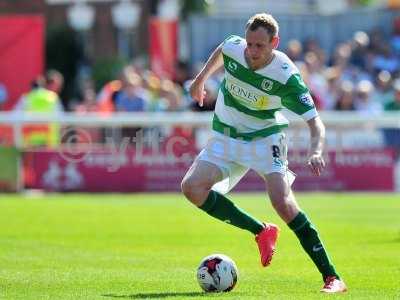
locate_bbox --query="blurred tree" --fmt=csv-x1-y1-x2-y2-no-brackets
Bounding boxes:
356,0,384,6
180,0,209,20
91,57,127,91
148,0,209,19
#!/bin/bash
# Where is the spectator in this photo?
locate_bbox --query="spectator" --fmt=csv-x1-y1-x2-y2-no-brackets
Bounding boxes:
45,69,64,96
74,86,98,113
372,70,394,105
173,61,191,87
69,24,400,115
354,80,382,115
96,80,122,114
286,39,303,63
323,67,342,110
70,85,101,144
303,38,326,64
372,43,400,74
334,81,356,111
382,79,400,160
159,79,183,111
15,71,64,112
349,31,370,70
340,64,372,85
114,68,149,140
304,51,329,109
384,79,400,111
115,71,147,112
331,42,352,69
368,28,386,54
144,71,168,111
14,71,64,147
295,61,324,109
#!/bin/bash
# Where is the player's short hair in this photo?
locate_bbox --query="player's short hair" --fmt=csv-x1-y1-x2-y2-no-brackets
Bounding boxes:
246,13,279,40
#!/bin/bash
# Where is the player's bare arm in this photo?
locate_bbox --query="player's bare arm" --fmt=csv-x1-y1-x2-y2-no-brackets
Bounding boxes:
189,43,224,107
306,116,326,176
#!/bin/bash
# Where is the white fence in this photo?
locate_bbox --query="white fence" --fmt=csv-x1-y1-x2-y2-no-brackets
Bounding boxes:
0,111,400,148
1,111,399,192
0,111,399,148
0,111,399,126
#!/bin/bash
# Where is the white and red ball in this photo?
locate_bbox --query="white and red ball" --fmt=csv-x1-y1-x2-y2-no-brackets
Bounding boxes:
196,254,238,292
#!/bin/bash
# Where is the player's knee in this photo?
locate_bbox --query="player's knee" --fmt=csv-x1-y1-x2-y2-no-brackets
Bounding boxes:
270,191,291,213
271,198,289,213
270,196,299,222
181,177,209,206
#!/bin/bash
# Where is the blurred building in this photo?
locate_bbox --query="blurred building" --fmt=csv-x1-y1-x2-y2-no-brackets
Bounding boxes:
0,0,151,60
0,0,159,108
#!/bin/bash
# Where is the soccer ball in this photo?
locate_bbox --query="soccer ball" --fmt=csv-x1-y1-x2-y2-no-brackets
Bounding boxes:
196,254,238,292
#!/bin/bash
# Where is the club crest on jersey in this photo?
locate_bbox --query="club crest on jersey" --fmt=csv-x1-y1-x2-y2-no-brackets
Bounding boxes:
299,93,314,107
261,79,273,92
228,61,238,72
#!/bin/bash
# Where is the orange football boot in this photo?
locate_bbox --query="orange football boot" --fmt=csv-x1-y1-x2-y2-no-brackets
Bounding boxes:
255,223,280,267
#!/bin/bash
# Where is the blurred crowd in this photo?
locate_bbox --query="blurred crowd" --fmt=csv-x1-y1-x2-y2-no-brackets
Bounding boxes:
66,59,221,115
289,23,400,114
2,19,400,149
10,18,400,119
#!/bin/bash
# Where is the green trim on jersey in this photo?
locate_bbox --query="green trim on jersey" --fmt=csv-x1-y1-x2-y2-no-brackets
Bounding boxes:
280,74,313,115
222,54,314,116
223,54,282,95
212,114,288,141
217,35,317,141
221,79,279,119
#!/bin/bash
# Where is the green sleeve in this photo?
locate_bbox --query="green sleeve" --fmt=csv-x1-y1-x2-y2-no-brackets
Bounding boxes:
281,74,317,116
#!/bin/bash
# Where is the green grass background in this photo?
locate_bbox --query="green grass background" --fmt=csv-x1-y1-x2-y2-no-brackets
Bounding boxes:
0,193,399,299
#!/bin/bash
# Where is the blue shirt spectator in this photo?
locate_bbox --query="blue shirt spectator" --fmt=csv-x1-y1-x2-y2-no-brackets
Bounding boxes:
115,71,148,112
115,91,146,112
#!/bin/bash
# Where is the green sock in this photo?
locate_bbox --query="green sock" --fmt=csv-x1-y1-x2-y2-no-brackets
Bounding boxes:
199,190,264,235
288,211,339,281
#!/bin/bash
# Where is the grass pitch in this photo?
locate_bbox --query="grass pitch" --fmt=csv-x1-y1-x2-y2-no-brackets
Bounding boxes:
0,192,399,299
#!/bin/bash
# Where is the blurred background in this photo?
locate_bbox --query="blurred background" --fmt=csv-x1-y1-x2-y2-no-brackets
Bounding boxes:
0,0,399,193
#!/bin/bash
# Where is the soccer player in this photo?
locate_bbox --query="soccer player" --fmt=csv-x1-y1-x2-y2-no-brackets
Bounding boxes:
181,13,347,293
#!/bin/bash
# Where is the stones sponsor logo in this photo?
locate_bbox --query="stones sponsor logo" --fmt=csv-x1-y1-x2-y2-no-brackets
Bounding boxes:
226,81,269,108
227,82,257,103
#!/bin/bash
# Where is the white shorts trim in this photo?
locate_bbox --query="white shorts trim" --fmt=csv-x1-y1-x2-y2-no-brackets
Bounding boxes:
194,131,296,194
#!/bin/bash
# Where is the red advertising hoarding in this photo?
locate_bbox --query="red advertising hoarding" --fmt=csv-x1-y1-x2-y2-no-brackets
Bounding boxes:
0,15,44,110
25,148,395,192
149,17,178,79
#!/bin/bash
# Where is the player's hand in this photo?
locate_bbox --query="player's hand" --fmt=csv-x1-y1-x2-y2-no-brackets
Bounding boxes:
189,79,206,107
307,153,325,176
